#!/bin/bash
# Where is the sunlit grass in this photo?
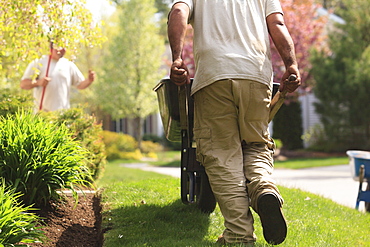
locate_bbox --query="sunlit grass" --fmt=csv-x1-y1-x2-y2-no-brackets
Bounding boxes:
116,151,349,170
97,161,370,247
147,151,349,170
274,156,349,169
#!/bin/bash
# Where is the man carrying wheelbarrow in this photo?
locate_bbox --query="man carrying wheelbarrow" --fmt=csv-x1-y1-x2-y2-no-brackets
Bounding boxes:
168,0,301,245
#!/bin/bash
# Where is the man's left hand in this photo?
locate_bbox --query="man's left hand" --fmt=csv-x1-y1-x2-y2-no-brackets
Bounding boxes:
170,58,190,86
88,70,95,83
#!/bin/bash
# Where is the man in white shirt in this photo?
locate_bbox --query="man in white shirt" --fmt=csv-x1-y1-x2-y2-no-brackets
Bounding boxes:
168,0,301,245
21,47,95,112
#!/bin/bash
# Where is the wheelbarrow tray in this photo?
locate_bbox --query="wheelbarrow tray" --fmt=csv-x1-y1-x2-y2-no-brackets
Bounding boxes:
346,150,370,182
153,78,182,142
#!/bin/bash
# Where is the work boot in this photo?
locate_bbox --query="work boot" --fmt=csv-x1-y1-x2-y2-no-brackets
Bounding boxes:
257,193,287,245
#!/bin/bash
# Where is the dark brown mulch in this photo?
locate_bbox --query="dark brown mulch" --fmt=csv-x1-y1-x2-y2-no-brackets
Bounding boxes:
27,192,103,247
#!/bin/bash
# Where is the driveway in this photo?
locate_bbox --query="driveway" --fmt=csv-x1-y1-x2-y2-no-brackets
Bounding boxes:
272,165,362,210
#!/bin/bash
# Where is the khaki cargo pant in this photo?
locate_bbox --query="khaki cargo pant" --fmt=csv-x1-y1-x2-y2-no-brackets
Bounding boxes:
193,79,283,243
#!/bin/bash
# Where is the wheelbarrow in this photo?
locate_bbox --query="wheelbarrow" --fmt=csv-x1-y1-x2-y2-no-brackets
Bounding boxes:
346,150,370,212
154,78,281,213
153,78,216,213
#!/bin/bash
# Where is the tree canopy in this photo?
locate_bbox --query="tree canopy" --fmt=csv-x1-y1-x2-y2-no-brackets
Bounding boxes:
94,0,165,142
311,0,370,151
0,0,105,89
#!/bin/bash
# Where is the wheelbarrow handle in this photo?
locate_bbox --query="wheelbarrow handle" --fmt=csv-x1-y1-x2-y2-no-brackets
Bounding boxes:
268,74,297,123
359,164,365,184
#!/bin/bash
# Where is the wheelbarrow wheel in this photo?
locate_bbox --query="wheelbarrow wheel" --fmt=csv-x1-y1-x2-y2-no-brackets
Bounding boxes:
196,171,216,214
366,182,370,213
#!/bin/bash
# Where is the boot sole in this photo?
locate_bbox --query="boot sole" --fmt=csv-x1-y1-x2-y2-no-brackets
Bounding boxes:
258,193,287,245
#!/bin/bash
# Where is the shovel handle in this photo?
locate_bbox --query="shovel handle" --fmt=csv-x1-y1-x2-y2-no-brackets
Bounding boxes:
39,42,54,111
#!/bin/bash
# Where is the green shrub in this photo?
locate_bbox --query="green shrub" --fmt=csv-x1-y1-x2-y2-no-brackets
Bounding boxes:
0,111,91,206
101,131,137,160
0,90,33,117
146,151,158,160
141,140,163,154
144,133,182,151
0,94,106,180
302,124,328,151
119,149,143,160
142,134,163,143
101,131,164,161
163,137,182,151
272,101,303,150
274,139,283,149
0,180,44,246
40,107,107,180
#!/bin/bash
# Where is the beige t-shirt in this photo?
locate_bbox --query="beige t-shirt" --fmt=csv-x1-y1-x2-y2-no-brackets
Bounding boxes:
22,56,85,112
171,0,283,95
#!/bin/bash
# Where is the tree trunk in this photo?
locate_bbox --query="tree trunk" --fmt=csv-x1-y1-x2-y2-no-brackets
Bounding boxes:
135,116,144,151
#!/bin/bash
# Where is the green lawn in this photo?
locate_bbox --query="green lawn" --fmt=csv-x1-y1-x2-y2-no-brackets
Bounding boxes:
141,151,349,170
97,159,370,247
274,156,349,169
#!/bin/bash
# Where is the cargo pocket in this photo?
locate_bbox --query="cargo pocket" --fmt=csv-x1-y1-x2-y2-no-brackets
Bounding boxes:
193,127,212,165
248,83,270,121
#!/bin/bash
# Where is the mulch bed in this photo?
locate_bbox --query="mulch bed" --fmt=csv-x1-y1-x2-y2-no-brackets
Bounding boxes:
27,192,103,247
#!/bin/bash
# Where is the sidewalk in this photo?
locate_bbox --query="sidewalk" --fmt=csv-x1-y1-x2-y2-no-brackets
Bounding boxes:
124,163,365,211
272,165,361,210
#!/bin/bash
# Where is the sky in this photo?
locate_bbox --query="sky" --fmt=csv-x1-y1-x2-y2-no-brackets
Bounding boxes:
85,0,116,21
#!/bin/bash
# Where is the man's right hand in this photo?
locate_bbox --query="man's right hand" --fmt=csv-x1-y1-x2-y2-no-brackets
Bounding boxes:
170,58,190,86
37,77,51,87
279,66,301,93
20,77,51,90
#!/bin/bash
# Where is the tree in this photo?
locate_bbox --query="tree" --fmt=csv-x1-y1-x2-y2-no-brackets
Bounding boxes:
310,0,370,151
270,0,328,150
95,0,165,148
111,0,170,12
154,0,172,14
111,0,170,38
71,5,117,111
0,0,105,90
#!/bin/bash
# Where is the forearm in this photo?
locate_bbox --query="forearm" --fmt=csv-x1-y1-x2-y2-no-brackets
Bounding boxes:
77,79,93,90
20,79,40,90
168,3,190,61
267,13,298,69
267,13,301,92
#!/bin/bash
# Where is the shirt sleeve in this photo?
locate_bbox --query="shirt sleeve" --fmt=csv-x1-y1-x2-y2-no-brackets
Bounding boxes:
21,59,41,80
171,0,193,21
265,0,283,17
69,62,85,87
